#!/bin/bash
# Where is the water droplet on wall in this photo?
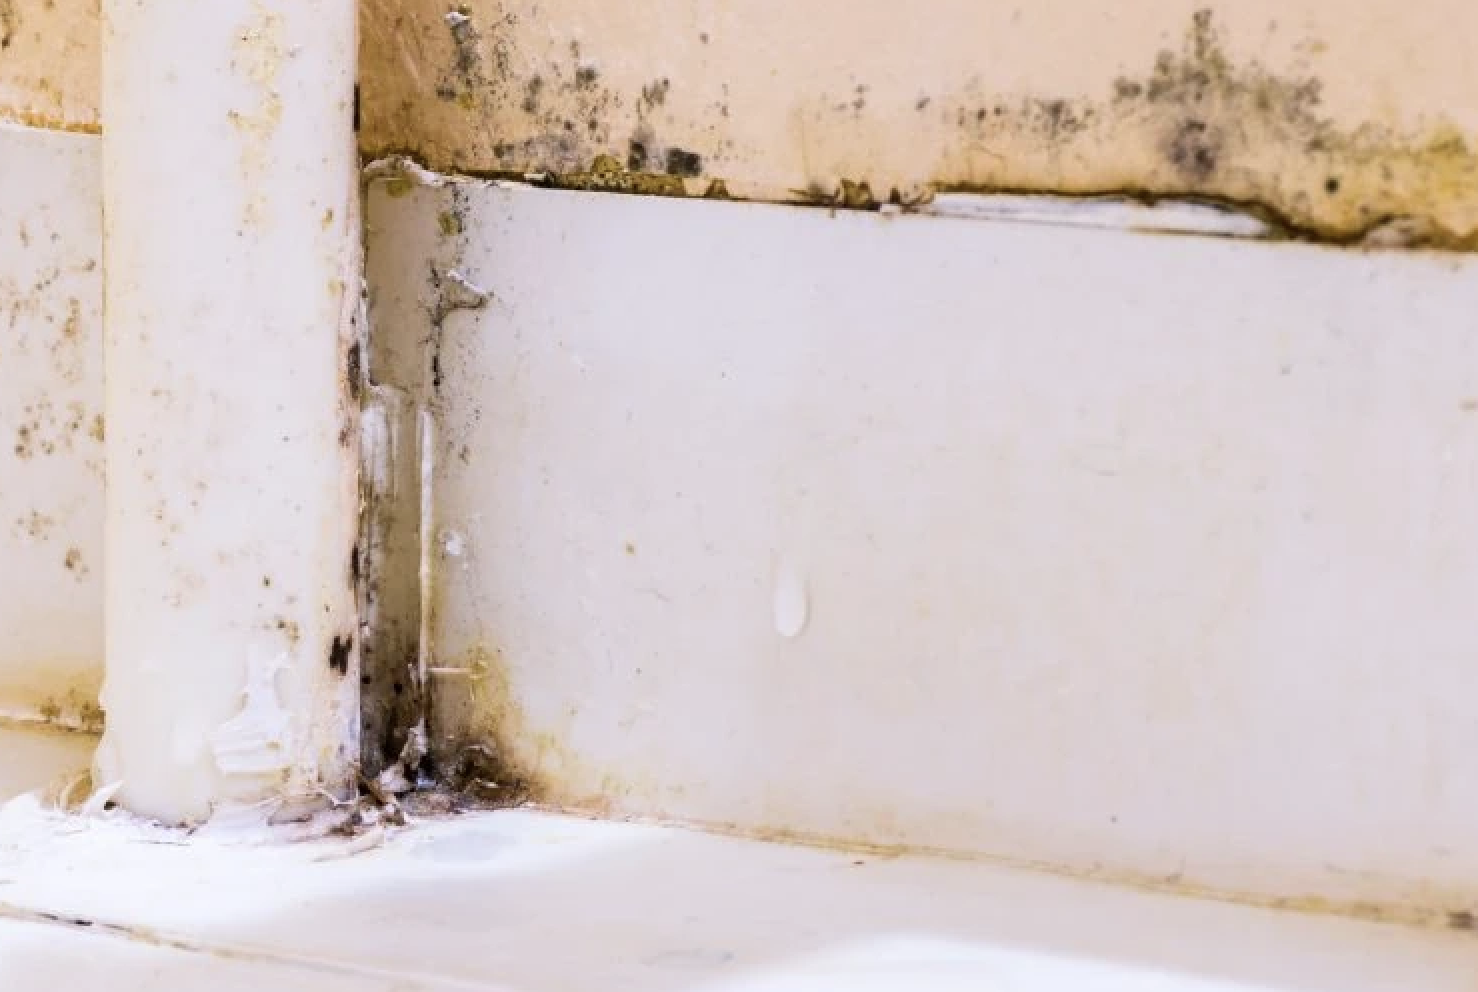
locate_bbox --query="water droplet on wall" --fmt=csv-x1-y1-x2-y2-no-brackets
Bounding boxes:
773,563,808,639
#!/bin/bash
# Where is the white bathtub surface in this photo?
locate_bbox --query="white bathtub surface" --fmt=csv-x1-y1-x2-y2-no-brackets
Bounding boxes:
1,806,1473,991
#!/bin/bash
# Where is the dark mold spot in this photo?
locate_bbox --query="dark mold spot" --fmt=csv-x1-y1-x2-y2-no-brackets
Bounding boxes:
640,78,671,112
275,617,302,645
575,65,599,88
839,180,876,209
546,153,687,196
1324,176,1340,194
627,139,649,171
328,634,353,676
350,543,361,585
1448,910,1476,931
522,75,544,114
664,147,703,178
345,340,362,401
1165,118,1222,181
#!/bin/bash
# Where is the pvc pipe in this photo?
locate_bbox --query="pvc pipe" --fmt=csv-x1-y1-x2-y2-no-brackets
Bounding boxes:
97,0,360,823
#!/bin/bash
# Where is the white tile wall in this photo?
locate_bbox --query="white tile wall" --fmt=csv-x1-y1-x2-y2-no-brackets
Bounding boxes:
0,123,103,787
368,176,1478,914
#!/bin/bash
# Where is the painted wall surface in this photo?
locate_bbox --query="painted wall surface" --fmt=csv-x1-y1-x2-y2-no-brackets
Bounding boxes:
5,1,1475,241
0,0,99,131
0,124,103,737
0,2,104,792
368,175,1478,919
361,0,1478,244
0,725,96,800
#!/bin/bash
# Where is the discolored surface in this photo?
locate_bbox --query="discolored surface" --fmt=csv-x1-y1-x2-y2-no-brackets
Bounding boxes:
0,125,103,726
367,173,1478,914
3,810,1478,990
7,1,1477,242
0,0,99,131
361,0,1478,243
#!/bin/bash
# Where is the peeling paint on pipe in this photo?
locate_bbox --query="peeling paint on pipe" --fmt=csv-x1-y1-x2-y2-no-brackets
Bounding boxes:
97,0,360,824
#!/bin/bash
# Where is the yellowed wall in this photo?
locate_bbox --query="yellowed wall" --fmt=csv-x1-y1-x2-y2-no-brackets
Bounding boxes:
0,0,99,131
5,0,1475,241
362,0,1478,243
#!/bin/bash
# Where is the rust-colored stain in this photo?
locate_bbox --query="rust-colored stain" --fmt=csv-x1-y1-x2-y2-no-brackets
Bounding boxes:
30,686,104,734
62,546,87,578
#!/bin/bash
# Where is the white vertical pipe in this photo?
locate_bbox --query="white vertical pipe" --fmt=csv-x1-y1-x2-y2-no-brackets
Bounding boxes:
98,0,360,823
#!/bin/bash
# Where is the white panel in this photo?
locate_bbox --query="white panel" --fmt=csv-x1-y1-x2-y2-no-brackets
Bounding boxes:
0,726,95,802
2,810,1474,989
368,177,1478,913
0,124,103,731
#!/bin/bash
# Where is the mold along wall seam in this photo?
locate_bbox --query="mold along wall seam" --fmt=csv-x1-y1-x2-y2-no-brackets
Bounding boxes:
360,2,1478,250
6,1,1476,247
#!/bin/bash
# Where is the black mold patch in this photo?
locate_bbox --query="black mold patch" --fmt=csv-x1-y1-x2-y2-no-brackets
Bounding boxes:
627,139,649,171
328,634,353,676
640,78,671,112
372,6,1478,247
664,147,703,178
345,340,362,402
522,75,544,114
1165,118,1222,181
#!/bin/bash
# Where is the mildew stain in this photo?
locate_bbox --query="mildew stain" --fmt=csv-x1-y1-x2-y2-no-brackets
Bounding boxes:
0,0,15,50
363,8,1478,248
62,546,87,578
931,9,1478,246
35,688,104,734
430,644,537,806
328,633,353,675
